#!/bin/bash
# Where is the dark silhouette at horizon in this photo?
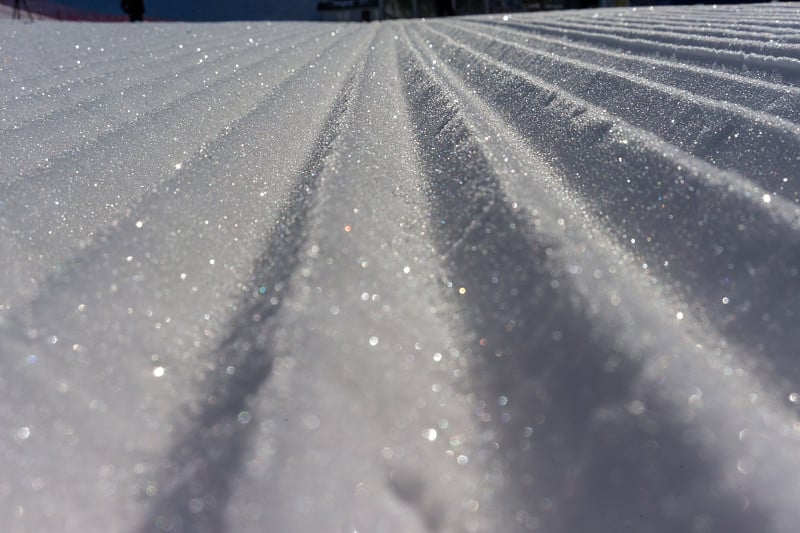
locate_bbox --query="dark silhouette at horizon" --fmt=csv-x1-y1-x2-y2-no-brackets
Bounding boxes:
121,0,144,21
13,0,34,20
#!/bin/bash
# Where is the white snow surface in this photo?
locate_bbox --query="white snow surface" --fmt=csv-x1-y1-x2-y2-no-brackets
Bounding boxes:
2,4,800,532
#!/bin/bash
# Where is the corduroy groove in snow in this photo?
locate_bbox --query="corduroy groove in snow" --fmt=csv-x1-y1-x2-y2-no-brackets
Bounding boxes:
1,4,799,533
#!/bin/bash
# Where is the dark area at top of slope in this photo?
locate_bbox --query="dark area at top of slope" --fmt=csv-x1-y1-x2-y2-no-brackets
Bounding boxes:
2,0,322,21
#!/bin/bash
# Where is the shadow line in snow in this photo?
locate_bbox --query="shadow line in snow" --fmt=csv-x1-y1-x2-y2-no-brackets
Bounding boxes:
138,71,359,533
474,18,800,84
399,45,772,533
415,23,800,395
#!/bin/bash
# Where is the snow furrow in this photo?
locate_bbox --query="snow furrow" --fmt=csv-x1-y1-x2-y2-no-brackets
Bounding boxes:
212,28,492,532
0,23,244,98
476,18,800,82
627,5,800,28
609,14,800,33
516,17,800,59
0,23,322,132
457,19,800,123
432,21,800,181
1,26,355,179
139,49,368,533
554,6,800,29
0,27,369,307
0,22,312,92
556,16,800,44
401,22,800,533
0,22,378,533
407,20,800,393
2,5,800,533
415,23,800,201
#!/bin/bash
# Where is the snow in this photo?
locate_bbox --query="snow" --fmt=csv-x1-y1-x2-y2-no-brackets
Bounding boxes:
1,4,800,532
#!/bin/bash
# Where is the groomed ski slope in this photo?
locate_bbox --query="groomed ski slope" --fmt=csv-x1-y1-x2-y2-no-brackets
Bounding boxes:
1,3,800,532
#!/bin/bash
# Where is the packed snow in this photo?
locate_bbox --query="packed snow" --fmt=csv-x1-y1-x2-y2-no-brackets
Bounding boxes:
1,4,800,532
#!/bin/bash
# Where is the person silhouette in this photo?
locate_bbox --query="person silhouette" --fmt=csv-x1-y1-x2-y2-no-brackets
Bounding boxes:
121,0,145,22
13,0,34,21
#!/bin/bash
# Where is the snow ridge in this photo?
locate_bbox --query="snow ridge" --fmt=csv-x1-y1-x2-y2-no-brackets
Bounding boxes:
1,4,800,533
